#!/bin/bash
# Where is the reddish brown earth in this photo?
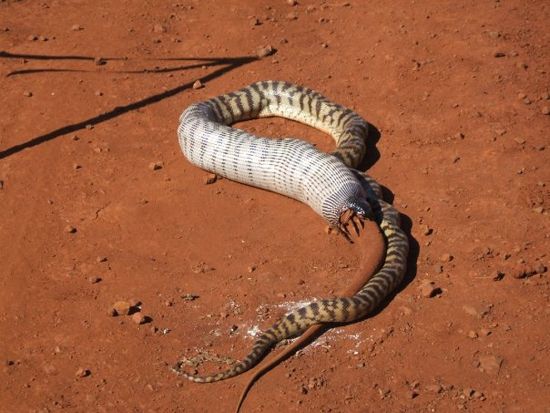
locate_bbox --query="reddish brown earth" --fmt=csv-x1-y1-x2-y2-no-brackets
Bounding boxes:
1,1,549,412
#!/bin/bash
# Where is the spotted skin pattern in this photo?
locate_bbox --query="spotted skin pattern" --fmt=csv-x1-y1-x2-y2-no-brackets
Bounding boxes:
174,81,409,384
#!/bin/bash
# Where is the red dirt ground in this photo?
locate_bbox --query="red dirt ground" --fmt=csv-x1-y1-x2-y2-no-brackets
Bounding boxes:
1,1,549,412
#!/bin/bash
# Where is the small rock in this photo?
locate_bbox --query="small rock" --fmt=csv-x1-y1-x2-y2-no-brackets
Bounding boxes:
425,384,442,394
517,92,527,100
287,0,298,5
541,106,550,115
321,42,329,48
478,355,503,375
513,137,526,144
422,225,433,236
204,173,217,185
96,256,108,263
23,91,33,97
192,80,204,90
128,298,142,308
38,35,48,41
479,328,491,336
28,34,38,41
407,390,419,399
88,276,101,284
73,163,82,170
65,225,77,234
149,161,164,171
75,367,91,378
440,253,453,263
181,293,199,301
153,24,167,33
493,51,506,58
71,24,83,31
247,265,256,273
257,45,277,58
0,180,4,190
286,12,298,20
419,281,442,298
94,57,106,66
131,312,147,324
533,206,544,214
94,90,103,97
111,301,131,316
463,388,475,398
512,266,538,279
522,97,531,105
400,306,413,315
250,17,261,26
467,330,478,339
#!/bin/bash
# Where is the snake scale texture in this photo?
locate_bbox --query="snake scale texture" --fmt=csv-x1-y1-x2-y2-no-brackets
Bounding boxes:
174,81,409,385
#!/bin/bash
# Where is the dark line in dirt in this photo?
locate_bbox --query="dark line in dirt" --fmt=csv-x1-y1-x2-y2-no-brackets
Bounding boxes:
0,55,258,160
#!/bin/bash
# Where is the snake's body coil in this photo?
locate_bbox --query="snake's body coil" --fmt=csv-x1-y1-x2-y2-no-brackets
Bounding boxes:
175,80,409,382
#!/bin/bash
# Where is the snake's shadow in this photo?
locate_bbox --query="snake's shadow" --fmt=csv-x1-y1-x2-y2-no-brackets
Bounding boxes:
358,122,382,170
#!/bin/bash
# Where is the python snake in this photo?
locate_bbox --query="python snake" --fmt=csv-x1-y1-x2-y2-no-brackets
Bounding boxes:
174,80,409,409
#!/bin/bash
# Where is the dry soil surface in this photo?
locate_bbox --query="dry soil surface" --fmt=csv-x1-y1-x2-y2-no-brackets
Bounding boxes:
1,1,549,412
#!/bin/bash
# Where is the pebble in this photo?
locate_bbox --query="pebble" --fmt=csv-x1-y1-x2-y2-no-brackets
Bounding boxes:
96,256,108,263
88,276,101,284
181,293,199,301
128,298,142,308
287,0,298,5
23,91,33,97
0,180,3,190
479,328,491,336
513,137,526,144
407,390,419,399
493,51,506,58
425,384,442,394
478,355,503,375
204,173,217,184
149,161,164,171
462,305,479,317
419,281,442,298
541,106,550,115
422,225,433,236
94,90,103,97
28,34,38,41
257,44,277,58
94,57,106,66
440,253,453,263
71,24,83,31
250,17,261,26
153,24,167,33
192,80,204,90
286,12,298,20
321,42,329,48
75,367,91,378
131,312,147,325
110,301,131,316
65,225,77,234
467,330,478,339
517,92,527,100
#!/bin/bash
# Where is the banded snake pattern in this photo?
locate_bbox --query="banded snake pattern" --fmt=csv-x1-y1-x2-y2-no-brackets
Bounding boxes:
174,80,409,410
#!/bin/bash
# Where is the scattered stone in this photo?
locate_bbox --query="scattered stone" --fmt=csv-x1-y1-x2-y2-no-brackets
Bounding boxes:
493,51,506,58
522,97,531,105
181,293,199,301
425,384,442,394
479,328,491,336
149,161,164,171
71,24,83,31
94,90,103,97
128,298,142,308
513,137,526,144
407,390,419,399
94,57,106,66
247,265,256,273
517,92,527,100
23,91,33,97
96,256,108,263
512,266,539,279
65,225,77,234
478,355,503,375
73,163,82,170
38,35,48,41
440,253,453,263
88,276,101,284
204,173,217,184
467,330,478,339
153,24,167,33
493,271,505,281
250,17,261,26
191,262,215,274
75,367,91,378
400,306,413,315
321,42,329,48
131,312,147,325
192,80,204,89
463,388,475,398
111,300,131,316
257,44,277,58
286,12,298,20
287,0,298,5
454,132,465,139
28,34,38,41
533,206,544,214
542,106,550,115
0,180,3,190
419,281,442,298
421,225,432,236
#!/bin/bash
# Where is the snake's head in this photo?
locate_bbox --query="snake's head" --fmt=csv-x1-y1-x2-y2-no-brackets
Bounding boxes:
337,199,374,242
